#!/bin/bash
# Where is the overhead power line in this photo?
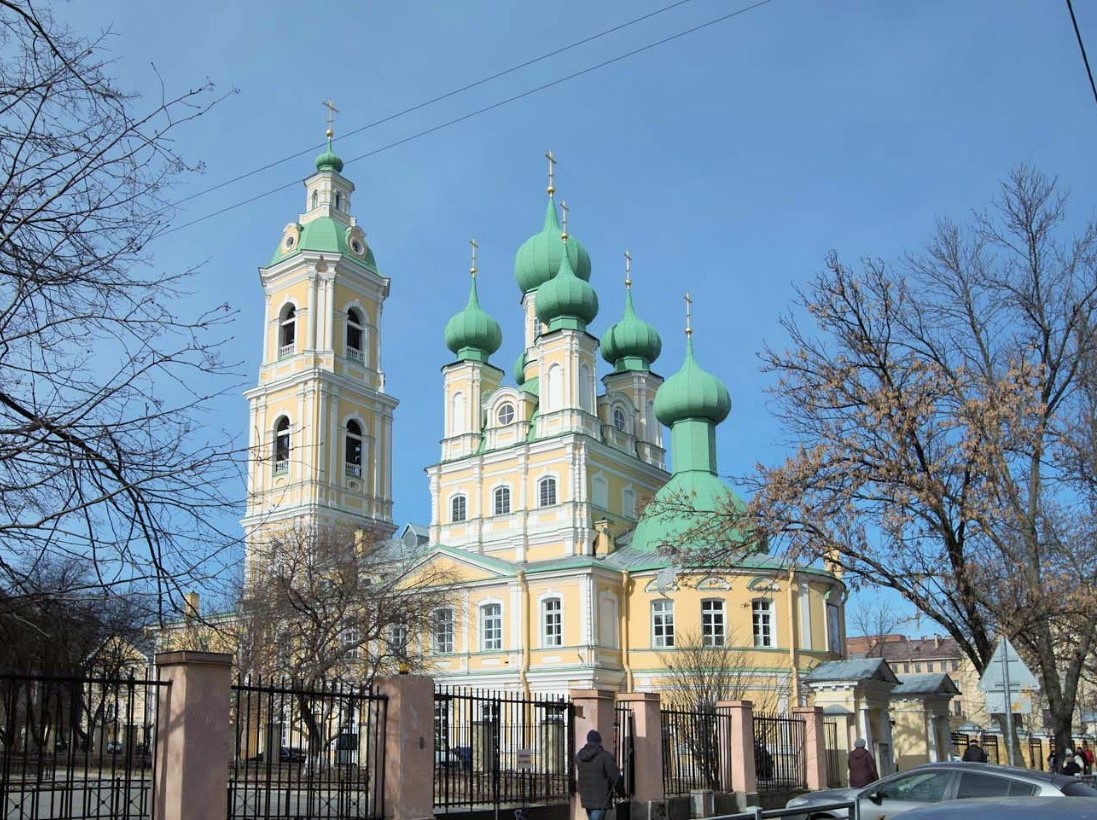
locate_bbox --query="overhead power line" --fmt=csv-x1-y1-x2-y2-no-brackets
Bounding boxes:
171,0,697,210
157,0,776,239
1066,0,1097,111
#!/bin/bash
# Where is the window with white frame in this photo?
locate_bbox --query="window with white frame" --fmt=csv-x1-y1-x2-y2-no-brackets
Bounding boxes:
345,420,363,477
542,598,562,647
752,599,774,647
273,417,290,474
613,407,627,432
538,476,557,507
493,486,511,515
622,488,637,518
450,494,467,523
432,608,454,654
341,626,360,660
497,402,515,426
450,391,466,436
346,307,364,362
481,603,502,651
386,622,408,657
592,476,608,509
279,304,296,358
701,599,725,646
652,599,674,648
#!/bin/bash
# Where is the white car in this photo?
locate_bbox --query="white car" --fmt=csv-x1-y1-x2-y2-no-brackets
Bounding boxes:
785,762,1097,819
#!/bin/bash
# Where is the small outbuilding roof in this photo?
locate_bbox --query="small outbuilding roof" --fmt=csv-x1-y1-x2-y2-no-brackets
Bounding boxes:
804,658,900,684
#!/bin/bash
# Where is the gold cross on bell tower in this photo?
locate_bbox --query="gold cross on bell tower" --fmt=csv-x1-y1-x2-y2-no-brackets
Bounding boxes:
685,291,693,337
469,237,479,278
624,250,632,290
323,98,339,141
545,150,556,195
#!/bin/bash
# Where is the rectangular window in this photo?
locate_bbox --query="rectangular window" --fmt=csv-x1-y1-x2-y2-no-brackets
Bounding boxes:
386,623,408,656
542,598,562,647
433,608,454,654
341,627,360,661
952,660,960,672
926,661,934,673
481,604,502,651
826,602,842,654
652,600,674,648
701,599,725,647
752,599,774,647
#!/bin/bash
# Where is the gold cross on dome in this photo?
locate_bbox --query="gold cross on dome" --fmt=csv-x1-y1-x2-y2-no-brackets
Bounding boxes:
685,291,693,337
560,200,569,240
323,98,339,139
469,237,478,277
545,150,556,195
624,250,632,290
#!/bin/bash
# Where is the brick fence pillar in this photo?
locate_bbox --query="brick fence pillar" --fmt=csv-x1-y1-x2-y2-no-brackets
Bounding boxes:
793,706,826,791
616,692,666,814
375,675,435,820
570,689,617,820
153,651,233,820
716,700,757,811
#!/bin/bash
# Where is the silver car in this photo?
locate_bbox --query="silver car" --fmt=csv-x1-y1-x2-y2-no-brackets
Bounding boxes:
784,762,1097,819
896,796,1097,819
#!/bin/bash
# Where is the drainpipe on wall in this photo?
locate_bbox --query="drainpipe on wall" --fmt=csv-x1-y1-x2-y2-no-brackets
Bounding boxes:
788,567,801,706
518,569,530,697
620,570,633,692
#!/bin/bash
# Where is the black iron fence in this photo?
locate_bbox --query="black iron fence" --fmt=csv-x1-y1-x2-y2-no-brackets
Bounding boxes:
752,713,806,792
951,731,969,759
661,706,726,795
433,687,572,812
0,671,164,819
614,704,634,797
229,676,387,820
983,734,1000,764
823,718,843,788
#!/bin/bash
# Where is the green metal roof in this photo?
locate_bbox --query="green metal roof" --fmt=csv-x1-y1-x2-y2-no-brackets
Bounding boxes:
514,195,591,293
628,469,747,553
601,287,661,372
535,238,598,332
444,276,502,363
270,216,378,270
513,349,527,385
654,337,730,426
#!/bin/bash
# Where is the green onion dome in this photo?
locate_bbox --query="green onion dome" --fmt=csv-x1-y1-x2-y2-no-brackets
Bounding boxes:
444,276,502,363
601,288,662,372
315,143,344,173
535,238,599,332
653,338,731,426
513,349,527,386
514,196,591,293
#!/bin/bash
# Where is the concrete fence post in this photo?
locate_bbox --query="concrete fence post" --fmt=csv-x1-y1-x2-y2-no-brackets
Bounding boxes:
792,706,826,791
616,692,666,817
153,651,233,820
374,675,435,820
570,689,618,820
715,700,757,811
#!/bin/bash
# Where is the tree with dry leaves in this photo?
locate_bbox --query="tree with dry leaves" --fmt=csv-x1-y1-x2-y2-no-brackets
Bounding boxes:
0,1,239,611
684,167,1097,757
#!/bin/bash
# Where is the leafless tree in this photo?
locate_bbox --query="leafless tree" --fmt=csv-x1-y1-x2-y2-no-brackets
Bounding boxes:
237,521,456,754
677,167,1097,758
848,600,916,658
0,1,240,611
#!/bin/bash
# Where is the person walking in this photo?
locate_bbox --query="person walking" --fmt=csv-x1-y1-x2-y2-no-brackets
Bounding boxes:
961,740,988,762
576,729,620,820
848,738,879,788
1062,748,1083,777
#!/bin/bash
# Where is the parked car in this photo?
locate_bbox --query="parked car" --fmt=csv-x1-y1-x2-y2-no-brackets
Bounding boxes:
895,795,1097,819
784,762,1097,819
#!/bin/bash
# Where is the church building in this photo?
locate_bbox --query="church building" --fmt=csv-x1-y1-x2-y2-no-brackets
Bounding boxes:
241,128,847,708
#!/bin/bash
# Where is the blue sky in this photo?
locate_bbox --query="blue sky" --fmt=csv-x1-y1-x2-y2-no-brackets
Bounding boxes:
56,1,1097,619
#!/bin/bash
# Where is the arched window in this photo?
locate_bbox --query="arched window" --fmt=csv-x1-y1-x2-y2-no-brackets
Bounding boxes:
334,191,342,210
345,420,362,477
450,391,466,436
273,417,290,474
311,190,319,209
538,477,557,507
493,486,511,516
451,494,467,523
279,305,296,358
546,364,563,410
346,307,364,362
592,476,608,509
579,363,593,411
623,488,637,518
613,407,627,432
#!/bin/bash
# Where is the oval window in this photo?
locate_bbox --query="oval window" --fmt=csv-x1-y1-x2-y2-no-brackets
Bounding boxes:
497,403,515,426
284,235,295,249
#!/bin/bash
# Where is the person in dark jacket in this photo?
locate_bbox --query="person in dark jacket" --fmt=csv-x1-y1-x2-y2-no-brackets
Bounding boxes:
847,738,879,788
961,740,988,762
575,729,620,820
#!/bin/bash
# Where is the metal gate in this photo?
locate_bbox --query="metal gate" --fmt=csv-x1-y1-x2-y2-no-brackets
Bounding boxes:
614,704,635,797
823,719,843,788
433,688,573,813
